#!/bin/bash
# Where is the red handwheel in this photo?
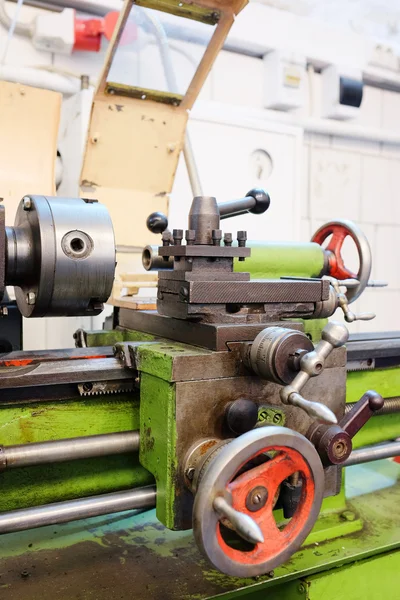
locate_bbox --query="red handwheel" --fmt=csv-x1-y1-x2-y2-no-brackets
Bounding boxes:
312,220,372,303
193,428,324,577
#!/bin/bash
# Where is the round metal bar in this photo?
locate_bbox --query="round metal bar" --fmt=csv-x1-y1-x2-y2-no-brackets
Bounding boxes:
219,196,256,219
0,486,156,534
344,441,400,467
0,431,139,470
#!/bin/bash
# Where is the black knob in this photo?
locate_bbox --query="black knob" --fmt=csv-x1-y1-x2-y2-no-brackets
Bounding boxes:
246,188,271,215
146,212,168,234
226,398,258,436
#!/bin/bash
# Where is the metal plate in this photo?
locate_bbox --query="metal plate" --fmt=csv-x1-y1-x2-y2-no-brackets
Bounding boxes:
119,309,306,351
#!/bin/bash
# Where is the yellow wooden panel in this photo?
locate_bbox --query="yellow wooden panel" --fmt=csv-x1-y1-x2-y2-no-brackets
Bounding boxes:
80,96,186,246
0,81,61,224
81,96,187,194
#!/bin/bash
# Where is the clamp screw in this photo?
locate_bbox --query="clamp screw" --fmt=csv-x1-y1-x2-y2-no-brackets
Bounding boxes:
23,197,32,211
26,291,36,305
212,229,222,246
185,229,196,245
237,230,247,262
173,229,183,246
224,233,233,246
162,231,171,246
237,230,247,246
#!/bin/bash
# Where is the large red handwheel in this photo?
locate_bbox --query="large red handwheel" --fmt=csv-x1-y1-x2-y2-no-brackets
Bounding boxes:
193,427,324,577
312,220,372,303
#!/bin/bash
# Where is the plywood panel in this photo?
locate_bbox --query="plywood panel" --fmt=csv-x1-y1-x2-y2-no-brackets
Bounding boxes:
0,81,61,224
80,96,186,246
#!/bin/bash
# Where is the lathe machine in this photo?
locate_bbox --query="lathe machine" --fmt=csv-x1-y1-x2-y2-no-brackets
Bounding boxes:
0,191,399,599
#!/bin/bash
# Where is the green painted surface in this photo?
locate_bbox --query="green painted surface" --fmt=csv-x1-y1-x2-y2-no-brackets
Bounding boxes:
235,242,324,280
135,340,213,380
0,395,153,511
301,319,327,343
347,366,400,447
84,328,156,346
346,366,400,402
303,550,400,599
139,372,178,529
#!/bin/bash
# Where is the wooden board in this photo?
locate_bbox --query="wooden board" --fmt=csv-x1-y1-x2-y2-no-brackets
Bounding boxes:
80,97,187,247
0,81,61,224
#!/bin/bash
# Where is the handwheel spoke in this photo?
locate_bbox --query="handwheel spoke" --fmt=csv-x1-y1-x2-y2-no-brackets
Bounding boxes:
325,229,346,255
312,222,364,288
227,450,303,513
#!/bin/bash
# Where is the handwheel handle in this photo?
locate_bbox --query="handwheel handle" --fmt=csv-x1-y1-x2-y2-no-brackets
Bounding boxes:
311,220,372,303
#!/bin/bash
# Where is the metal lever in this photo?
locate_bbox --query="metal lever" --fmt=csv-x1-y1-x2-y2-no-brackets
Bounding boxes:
213,496,264,545
325,277,375,323
280,321,349,424
307,390,384,466
219,188,270,220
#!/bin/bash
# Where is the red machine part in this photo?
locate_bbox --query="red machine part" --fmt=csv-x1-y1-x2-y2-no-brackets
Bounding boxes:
217,445,314,566
73,11,137,52
74,17,104,52
312,222,357,280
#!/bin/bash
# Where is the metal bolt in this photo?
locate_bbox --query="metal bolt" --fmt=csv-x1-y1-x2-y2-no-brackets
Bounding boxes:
298,583,306,594
162,231,171,246
211,229,222,246
224,233,233,247
23,197,32,211
26,291,36,305
185,229,196,245
237,230,247,262
179,286,189,302
272,413,282,424
237,230,247,246
185,467,195,481
173,229,183,246
332,438,348,459
253,493,262,504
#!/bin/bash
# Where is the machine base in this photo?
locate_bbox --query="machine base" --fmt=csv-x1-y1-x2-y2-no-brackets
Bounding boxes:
0,460,399,599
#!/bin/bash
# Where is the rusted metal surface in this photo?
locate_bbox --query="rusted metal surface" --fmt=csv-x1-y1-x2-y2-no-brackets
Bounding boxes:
0,357,130,389
0,347,114,367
